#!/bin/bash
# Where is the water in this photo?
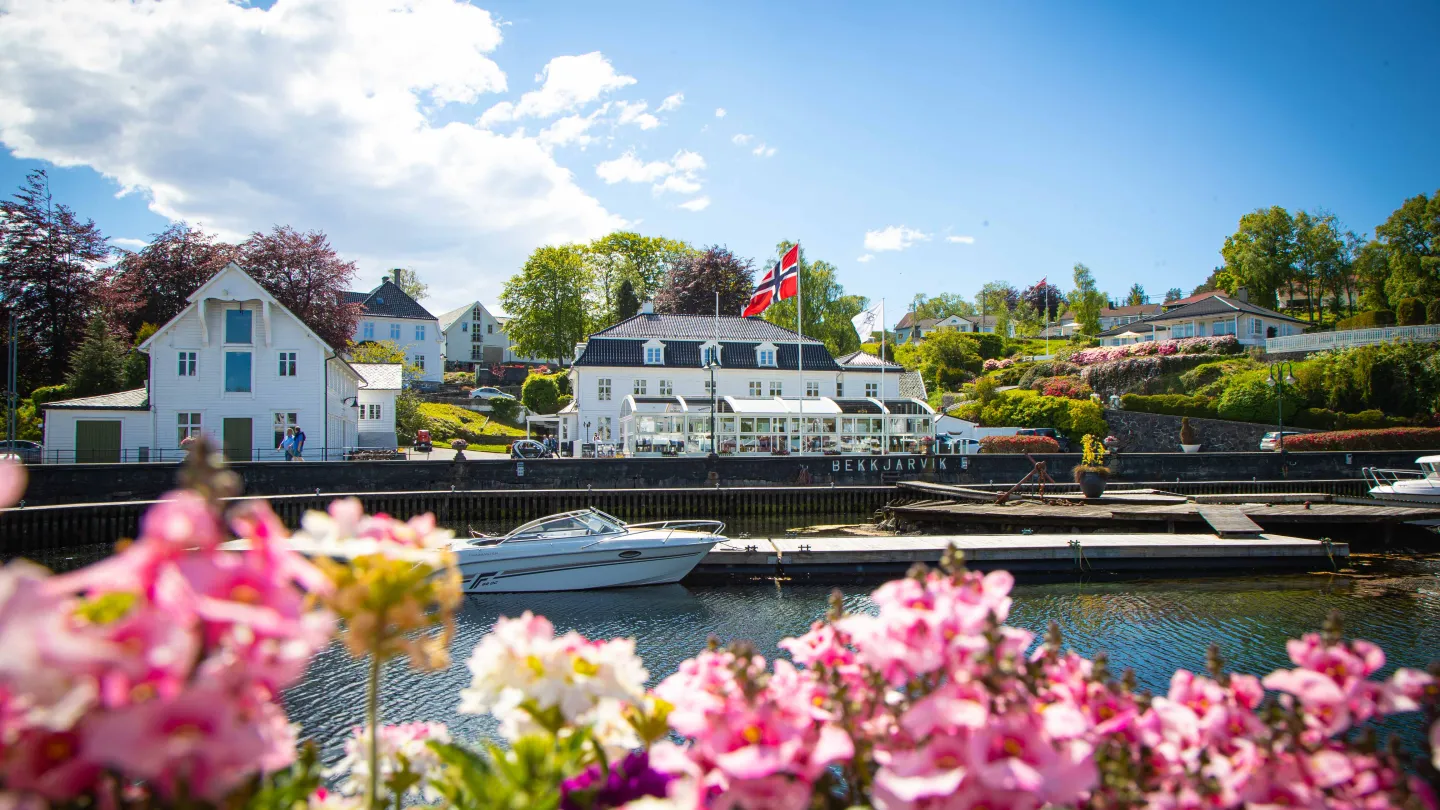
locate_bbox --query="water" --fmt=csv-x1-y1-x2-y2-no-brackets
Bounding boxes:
281,553,1440,762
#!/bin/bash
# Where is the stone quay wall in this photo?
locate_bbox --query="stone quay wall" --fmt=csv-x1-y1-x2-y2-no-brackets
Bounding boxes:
1103,409,1316,454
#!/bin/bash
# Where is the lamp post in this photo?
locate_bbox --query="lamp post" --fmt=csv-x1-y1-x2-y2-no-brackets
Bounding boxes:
1266,362,1296,452
707,359,719,458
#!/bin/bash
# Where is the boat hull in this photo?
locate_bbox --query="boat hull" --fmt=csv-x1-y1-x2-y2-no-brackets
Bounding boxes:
455,540,717,593
1369,484,1440,505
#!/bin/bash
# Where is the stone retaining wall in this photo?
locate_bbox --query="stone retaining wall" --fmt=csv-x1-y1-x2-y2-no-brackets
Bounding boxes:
1104,409,1314,453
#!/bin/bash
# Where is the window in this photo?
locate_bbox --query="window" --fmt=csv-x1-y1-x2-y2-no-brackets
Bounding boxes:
362,321,375,340
272,412,298,449
769,381,783,397
415,325,426,341
1249,318,1263,335
487,324,494,334
389,323,401,340
806,381,819,397
758,348,776,367
461,322,468,332
177,351,197,377
364,403,382,420
411,354,425,371
471,330,483,343
644,346,664,365
634,379,647,395
224,309,252,344
704,378,716,396
598,417,613,441
749,381,762,396
598,378,612,401
865,382,879,398
701,345,720,366
277,351,297,377
1213,320,1235,335
224,351,252,393
470,345,482,360
659,379,673,396
177,413,201,445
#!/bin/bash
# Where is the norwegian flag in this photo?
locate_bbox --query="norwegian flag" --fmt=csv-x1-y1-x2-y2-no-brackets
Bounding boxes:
741,244,800,317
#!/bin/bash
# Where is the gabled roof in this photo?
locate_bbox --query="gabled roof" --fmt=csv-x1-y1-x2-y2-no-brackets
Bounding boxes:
899,371,927,399
1095,294,1306,337
588,313,821,343
836,350,904,371
42,388,149,410
437,302,479,331
352,363,403,391
1161,291,1225,309
347,279,437,321
1100,303,1163,317
895,311,918,330
576,338,841,370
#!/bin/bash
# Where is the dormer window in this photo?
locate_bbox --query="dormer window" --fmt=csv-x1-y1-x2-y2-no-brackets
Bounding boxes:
700,342,721,367
642,339,665,365
756,343,778,367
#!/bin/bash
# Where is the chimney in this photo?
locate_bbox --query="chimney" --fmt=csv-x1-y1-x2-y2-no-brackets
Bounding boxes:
1236,287,1249,303
380,275,390,285
641,301,654,315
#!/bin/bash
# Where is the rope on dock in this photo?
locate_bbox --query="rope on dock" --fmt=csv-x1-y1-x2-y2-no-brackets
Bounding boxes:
1068,538,1091,571
1320,537,1337,571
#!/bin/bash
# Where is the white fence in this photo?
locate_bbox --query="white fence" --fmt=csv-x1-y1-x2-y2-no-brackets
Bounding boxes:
1265,324,1440,354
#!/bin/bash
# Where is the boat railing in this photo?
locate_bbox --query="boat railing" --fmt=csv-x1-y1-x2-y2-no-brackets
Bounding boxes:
1362,467,1425,489
625,519,727,543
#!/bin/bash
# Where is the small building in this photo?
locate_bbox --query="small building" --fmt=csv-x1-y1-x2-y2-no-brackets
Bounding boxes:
42,262,365,463
1098,303,1164,331
894,313,978,344
353,363,402,448
345,277,442,383
1096,291,1308,346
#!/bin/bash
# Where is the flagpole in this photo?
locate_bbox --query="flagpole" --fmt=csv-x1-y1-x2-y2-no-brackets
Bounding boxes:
796,245,804,457
880,298,887,456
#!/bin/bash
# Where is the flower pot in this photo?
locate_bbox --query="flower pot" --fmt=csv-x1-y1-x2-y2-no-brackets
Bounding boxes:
1181,444,1201,453
1078,471,1107,499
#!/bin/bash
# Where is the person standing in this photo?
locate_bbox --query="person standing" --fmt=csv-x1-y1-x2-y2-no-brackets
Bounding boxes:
281,428,296,462
293,426,306,461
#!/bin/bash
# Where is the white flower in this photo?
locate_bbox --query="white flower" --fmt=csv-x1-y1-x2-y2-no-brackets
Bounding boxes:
330,722,451,802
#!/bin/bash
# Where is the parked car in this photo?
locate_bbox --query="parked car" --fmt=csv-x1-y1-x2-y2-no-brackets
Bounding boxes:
938,436,982,455
0,440,41,464
1259,431,1304,451
468,386,516,401
510,439,553,459
414,429,433,452
1015,428,1070,452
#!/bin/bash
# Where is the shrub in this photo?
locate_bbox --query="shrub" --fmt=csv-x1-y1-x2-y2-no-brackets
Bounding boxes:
1118,393,1218,419
1017,361,1079,389
1335,310,1395,330
1217,377,1302,423
1283,427,1440,452
1179,417,1196,445
968,332,1007,359
1080,354,1221,396
978,434,1060,454
992,363,1030,386
521,372,563,414
1336,409,1387,429
1291,408,1336,430
978,390,1106,441
1300,342,1440,416
1396,298,1426,326
556,394,574,411
1066,399,1108,439
1069,335,1239,366
1036,376,1093,399
488,395,521,423
1178,361,1237,392
29,383,73,406
1428,299,1440,325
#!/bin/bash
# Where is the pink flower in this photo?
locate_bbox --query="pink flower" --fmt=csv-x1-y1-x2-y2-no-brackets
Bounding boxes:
0,459,26,507
0,727,99,799
872,733,969,805
966,712,1095,804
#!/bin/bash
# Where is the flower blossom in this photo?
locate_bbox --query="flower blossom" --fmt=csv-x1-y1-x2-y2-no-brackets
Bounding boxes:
330,722,451,803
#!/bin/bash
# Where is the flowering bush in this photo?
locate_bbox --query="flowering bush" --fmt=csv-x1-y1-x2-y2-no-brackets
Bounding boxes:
1034,376,1094,400
1079,354,1222,397
983,357,1018,372
2,452,1440,810
1070,335,1240,367
1282,427,1440,452
978,434,1061,454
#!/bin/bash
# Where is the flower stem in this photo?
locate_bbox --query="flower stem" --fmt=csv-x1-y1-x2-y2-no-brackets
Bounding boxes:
366,651,382,810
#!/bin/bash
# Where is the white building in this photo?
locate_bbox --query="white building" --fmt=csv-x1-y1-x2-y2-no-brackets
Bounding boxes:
345,277,443,384
437,301,540,370
353,363,402,448
42,263,369,463
1096,291,1307,346
557,310,933,457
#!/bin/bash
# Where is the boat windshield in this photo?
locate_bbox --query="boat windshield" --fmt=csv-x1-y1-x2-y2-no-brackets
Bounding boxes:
504,510,626,542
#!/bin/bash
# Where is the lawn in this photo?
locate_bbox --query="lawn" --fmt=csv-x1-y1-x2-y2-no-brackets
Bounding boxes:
417,402,526,448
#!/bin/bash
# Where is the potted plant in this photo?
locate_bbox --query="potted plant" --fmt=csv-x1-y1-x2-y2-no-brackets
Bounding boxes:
1179,417,1201,453
1072,434,1111,498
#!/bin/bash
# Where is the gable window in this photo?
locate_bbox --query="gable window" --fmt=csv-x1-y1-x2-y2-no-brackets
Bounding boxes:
272,412,298,450
177,351,197,377
634,379,647,395
487,324,494,334
277,351,297,377
389,323,401,340
701,345,720,366
224,351,252,393
411,354,425,371
362,321,375,340
415,325,426,341
749,381,762,396
644,346,664,365
806,381,819,397
865,382,879,398
364,404,382,420
769,381,783,397
836,380,844,397
659,379,673,396
224,309,252,344
757,346,777,367
177,413,201,445
597,378,612,401
461,322,468,332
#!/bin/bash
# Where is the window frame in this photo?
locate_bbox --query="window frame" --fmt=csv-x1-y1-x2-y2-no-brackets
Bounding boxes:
658,379,673,396
644,346,664,365
410,353,425,372
224,308,253,345
806,381,820,397
865,382,879,398
272,412,299,450
223,350,253,394
597,377,612,401
415,324,426,341
748,381,763,396
276,351,298,377
177,350,197,377
362,321,375,340
177,412,202,446
364,403,382,421
768,381,783,397
633,378,647,396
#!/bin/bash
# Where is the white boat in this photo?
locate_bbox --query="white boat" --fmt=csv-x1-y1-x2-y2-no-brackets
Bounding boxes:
451,509,724,593
1364,456,1440,504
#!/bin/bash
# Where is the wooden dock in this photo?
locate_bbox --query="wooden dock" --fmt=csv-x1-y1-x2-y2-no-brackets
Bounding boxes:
689,532,1348,581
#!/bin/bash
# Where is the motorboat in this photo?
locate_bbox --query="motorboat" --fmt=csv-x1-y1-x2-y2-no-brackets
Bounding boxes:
1364,456,1440,504
451,508,724,593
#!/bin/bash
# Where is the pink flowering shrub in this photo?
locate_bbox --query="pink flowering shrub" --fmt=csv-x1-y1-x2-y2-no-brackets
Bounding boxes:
983,357,1018,372
1071,335,1240,366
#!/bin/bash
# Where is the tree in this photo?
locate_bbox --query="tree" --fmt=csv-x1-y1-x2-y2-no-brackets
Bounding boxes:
586,232,694,323
977,282,1018,337
1021,281,1063,321
1067,263,1106,335
500,244,592,365
121,323,157,390
394,389,425,443
654,246,754,317
103,223,236,335
1353,239,1391,312
1291,210,1346,323
346,339,423,381
1191,269,1226,297
521,372,562,414
910,293,975,320
1164,287,1183,303
1125,284,1147,306
1375,190,1439,304
389,267,428,301
238,226,361,350
615,278,640,321
912,330,983,391
1220,206,1296,310
65,317,127,397
0,169,110,387
761,242,864,357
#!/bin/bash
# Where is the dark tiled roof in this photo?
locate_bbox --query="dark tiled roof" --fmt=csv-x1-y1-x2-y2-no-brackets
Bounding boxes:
899,371,927,399
576,338,844,370
43,388,150,410
589,313,820,343
836,351,904,370
346,280,437,321
895,311,917,329
1094,295,1305,337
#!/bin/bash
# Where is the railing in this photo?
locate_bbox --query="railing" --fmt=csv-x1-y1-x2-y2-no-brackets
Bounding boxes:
1265,324,1440,354
34,447,424,465
1361,467,1425,490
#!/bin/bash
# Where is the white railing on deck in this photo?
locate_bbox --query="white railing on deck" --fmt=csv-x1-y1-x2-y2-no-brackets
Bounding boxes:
1265,324,1440,354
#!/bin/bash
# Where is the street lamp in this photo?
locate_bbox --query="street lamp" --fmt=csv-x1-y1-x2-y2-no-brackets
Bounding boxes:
707,359,719,458
1266,361,1297,452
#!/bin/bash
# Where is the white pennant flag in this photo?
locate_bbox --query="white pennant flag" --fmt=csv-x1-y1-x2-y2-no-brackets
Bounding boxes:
851,301,885,343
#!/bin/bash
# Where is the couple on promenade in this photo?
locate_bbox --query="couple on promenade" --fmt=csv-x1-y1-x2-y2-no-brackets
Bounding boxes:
281,426,307,461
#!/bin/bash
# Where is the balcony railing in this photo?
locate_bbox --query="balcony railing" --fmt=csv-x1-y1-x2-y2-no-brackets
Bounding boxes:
1265,324,1440,354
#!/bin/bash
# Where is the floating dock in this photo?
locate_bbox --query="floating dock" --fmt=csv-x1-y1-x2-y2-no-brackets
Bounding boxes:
688,532,1348,582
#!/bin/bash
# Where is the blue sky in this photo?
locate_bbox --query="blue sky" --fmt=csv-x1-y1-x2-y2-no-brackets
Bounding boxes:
1,0,1436,322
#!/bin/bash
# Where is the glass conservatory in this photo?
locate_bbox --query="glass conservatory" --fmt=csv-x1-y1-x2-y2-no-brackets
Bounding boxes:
617,395,936,457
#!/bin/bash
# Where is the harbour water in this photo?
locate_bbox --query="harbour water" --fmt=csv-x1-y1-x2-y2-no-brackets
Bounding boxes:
282,553,1440,761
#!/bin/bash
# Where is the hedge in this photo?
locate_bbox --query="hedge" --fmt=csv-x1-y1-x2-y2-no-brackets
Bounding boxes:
1334,310,1395,330
1429,299,1440,325
1396,298,1426,326
979,435,1061,454
1282,427,1440,452
1119,393,1217,419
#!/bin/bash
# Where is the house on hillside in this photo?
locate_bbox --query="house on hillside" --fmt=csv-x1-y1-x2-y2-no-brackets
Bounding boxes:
894,313,978,343
42,262,370,463
438,301,544,371
345,277,442,383
1096,291,1307,346
1098,303,1164,331
559,310,933,457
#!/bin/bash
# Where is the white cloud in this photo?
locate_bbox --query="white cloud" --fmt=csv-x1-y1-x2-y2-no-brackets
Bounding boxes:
658,92,684,112
111,237,148,250
595,149,705,196
0,0,624,301
715,107,726,117
614,100,659,130
479,51,634,126
537,110,602,149
731,133,752,145
856,254,874,263
679,196,710,212
945,235,976,244
751,143,776,158
864,226,931,252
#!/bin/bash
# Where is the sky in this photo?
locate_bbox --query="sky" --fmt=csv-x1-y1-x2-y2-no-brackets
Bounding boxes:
1,0,1437,325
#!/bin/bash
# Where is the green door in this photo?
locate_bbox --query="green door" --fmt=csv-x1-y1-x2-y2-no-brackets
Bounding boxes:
75,420,121,464
223,418,253,462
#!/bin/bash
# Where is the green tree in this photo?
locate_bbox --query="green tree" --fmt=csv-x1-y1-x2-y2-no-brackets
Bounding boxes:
1292,210,1344,323
913,329,983,391
1220,206,1296,310
1163,287,1184,304
389,267,428,301
1375,190,1439,304
345,338,424,381
586,232,693,322
65,317,128,397
1067,263,1107,336
500,245,593,365
394,388,425,443
1191,268,1227,297
1353,239,1391,312
654,245,754,317
977,281,1018,337
1125,284,1147,306
910,292,975,320
121,322,157,390
761,242,865,357
521,372,562,414
615,278,640,321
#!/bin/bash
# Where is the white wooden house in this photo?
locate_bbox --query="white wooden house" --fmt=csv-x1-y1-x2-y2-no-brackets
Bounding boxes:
437,301,540,370
345,277,443,383
353,363,402,448
1096,291,1307,346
